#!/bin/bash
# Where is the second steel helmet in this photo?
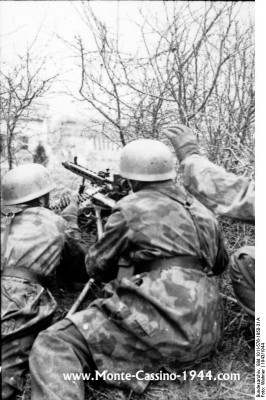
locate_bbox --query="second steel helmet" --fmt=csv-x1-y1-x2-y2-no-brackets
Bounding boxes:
119,139,176,181
2,163,55,206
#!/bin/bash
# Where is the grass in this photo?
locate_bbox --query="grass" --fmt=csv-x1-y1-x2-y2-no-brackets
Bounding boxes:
18,168,255,400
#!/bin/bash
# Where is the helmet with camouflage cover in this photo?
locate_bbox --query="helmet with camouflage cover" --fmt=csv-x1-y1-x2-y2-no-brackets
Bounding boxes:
119,139,176,181
2,163,55,206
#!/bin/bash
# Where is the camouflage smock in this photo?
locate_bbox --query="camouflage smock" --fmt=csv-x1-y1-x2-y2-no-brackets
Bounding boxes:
181,154,255,317
68,181,228,393
181,154,255,223
1,204,86,340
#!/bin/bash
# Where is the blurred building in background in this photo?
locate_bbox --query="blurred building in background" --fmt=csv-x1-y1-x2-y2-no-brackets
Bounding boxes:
0,115,122,177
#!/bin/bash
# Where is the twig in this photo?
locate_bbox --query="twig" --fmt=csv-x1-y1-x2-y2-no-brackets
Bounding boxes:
224,313,242,332
220,293,238,304
220,384,254,398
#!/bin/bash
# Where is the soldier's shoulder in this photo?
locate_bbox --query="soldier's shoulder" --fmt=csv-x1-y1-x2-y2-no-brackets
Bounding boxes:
28,206,57,218
115,191,140,207
28,207,67,228
115,190,159,209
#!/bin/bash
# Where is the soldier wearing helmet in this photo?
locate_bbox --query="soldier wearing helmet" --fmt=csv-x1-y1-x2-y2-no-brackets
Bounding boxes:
29,139,229,400
1,163,87,400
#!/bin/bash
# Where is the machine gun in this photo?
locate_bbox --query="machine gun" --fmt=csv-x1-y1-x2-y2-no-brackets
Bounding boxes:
62,157,130,201
58,158,130,237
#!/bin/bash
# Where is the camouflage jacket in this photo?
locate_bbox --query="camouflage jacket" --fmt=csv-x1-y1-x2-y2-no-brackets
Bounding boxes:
69,181,228,393
1,205,87,339
181,154,255,223
86,181,227,279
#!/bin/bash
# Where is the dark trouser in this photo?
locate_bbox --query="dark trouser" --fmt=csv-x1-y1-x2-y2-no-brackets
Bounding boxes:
2,315,56,400
2,334,37,400
230,246,255,318
29,319,94,400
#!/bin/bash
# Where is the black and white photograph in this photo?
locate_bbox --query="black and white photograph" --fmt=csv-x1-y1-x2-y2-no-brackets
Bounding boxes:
0,1,259,400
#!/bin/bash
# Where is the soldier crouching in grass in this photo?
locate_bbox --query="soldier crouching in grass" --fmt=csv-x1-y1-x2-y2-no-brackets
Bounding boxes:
29,139,229,400
1,163,88,400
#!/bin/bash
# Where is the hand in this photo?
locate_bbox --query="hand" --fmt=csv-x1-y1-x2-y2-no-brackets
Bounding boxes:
60,190,79,220
58,189,77,207
58,193,71,209
162,124,199,162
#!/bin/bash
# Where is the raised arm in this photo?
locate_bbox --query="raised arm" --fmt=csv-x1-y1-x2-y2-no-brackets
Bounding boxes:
163,125,254,223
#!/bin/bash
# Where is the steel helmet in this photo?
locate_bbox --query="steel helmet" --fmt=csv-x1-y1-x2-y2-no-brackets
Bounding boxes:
119,139,176,181
2,163,55,206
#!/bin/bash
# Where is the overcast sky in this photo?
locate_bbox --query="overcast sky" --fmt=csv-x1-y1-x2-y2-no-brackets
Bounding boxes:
1,1,167,119
0,1,255,120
